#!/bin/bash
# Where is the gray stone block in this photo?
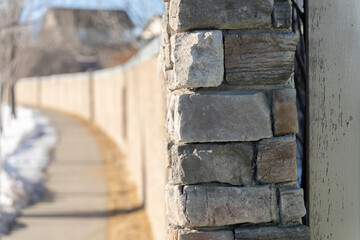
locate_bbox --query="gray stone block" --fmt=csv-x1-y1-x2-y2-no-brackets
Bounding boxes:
169,229,234,240
273,0,292,28
171,91,273,142
257,136,298,183
169,0,273,32
170,143,254,185
166,184,279,227
170,31,224,89
279,188,307,224
235,225,310,239
225,31,298,85
273,88,298,136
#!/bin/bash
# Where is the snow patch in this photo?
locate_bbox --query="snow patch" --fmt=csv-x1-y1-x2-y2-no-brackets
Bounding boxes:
0,105,57,236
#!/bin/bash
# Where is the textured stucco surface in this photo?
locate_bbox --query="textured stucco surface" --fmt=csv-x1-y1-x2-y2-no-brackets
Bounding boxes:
308,1,360,239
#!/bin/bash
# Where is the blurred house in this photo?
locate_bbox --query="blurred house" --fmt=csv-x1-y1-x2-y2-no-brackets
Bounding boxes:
11,7,163,79
15,8,138,79
41,8,138,70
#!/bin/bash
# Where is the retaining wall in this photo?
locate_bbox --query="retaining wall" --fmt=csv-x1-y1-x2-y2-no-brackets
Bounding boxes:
16,36,167,240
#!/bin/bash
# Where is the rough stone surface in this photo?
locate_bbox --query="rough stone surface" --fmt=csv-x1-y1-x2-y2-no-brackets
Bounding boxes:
159,45,166,75
170,31,224,89
257,136,298,183
166,70,175,90
279,188,307,224
171,91,273,143
273,0,292,28
169,0,273,32
166,90,175,133
273,88,298,136
224,31,298,85
168,228,178,240
165,44,173,71
166,185,188,227
276,181,299,190
235,225,310,239
170,229,234,240
167,185,279,227
170,143,254,185
162,9,172,44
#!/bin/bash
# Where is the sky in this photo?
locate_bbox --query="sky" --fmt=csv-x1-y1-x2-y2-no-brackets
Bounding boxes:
21,0,165,35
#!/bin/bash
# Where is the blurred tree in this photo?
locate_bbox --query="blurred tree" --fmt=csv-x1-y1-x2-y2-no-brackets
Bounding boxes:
0,0,27,120
0,0,25,222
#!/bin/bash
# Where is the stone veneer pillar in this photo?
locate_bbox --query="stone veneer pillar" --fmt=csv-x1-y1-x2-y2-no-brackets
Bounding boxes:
159,0,310,239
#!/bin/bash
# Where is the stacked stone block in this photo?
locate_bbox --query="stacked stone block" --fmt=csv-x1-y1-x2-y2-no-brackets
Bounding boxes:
160,0,309,239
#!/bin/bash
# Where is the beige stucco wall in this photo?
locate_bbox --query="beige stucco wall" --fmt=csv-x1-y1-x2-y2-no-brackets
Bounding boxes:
39,73,91,120
15,79,40,106
125,58,167,238
16,55,167,240
93,70,125,150
308,1,360,239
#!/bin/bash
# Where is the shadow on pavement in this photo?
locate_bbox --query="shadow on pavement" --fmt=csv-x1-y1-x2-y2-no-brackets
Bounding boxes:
20,206,143,219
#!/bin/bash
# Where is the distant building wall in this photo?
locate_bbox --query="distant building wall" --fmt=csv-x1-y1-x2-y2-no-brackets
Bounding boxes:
16,36,167,240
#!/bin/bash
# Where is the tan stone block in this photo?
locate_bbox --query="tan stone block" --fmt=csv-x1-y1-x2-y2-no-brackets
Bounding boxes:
279,188,307,224
257,136,298,183
273,88,298,135
168,228,179,240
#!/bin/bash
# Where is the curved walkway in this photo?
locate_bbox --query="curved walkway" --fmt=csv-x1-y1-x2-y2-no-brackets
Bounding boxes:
3,109,107,240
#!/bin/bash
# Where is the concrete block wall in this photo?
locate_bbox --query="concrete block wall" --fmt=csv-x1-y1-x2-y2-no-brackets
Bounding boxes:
161,0,310,239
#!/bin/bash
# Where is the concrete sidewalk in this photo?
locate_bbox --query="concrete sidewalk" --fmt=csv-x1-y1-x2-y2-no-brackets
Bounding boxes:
3,109,107,240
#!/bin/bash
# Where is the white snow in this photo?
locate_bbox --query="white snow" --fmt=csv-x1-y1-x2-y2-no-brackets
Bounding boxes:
0,105,57,235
